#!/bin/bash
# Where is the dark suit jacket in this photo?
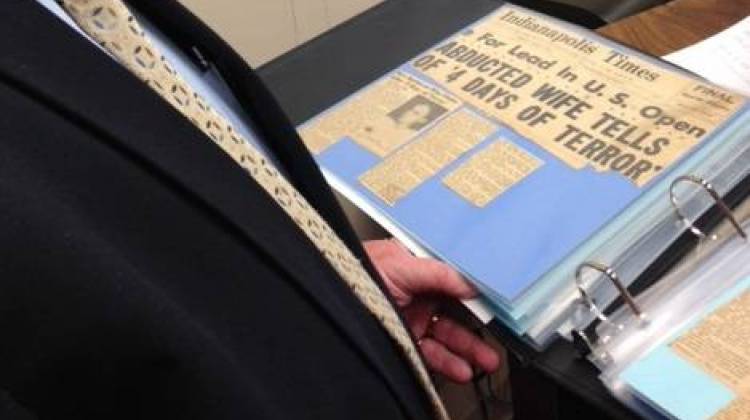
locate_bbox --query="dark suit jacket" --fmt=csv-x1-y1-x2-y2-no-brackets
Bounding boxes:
0,1,434,418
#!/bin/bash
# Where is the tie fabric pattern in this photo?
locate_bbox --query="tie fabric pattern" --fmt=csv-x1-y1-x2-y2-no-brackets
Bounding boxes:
58,1,448,418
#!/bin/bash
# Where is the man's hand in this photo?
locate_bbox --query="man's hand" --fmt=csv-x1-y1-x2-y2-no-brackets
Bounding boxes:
364,239,501,383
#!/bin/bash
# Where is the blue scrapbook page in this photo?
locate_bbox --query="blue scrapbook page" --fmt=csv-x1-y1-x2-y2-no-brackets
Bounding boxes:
314,98,635,302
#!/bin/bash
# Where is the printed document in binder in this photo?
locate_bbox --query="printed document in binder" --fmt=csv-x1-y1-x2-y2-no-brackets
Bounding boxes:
297,4,750,347
664,16,750,97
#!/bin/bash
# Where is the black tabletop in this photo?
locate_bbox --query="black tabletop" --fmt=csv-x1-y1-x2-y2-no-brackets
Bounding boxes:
257,1,638,418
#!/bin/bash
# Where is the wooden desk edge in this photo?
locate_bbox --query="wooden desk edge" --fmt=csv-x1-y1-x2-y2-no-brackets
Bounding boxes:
597,0,750,56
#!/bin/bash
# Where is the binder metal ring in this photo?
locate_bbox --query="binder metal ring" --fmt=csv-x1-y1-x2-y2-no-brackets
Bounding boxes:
669,175,747,240
572,263,622,358
575,278,609,325
576,262,645,320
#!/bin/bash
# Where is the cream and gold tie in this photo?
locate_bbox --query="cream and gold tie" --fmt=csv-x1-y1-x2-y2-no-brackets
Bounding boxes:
58,1,448,418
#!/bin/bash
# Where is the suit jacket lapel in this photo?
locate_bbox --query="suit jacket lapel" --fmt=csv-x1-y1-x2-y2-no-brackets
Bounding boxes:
0,3,425,417
126,1,407,344
121,1,400,322
126,0,369,257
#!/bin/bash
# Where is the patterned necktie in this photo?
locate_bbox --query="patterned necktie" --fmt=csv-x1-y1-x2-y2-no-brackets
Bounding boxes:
58,1,448,418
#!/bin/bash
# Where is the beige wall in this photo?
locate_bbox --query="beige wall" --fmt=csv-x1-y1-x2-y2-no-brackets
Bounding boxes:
179,0,383,66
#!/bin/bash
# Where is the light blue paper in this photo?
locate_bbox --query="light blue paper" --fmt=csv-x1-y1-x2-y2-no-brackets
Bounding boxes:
621,277,750,419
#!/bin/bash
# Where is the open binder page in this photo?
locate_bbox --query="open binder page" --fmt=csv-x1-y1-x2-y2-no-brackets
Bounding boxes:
297,3,748,345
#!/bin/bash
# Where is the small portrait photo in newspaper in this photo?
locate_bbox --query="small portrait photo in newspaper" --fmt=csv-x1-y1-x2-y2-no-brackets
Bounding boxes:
387,95,449,132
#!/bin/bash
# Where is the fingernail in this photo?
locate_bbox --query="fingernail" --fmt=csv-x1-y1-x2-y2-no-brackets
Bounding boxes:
459,364,473,381
483,352,501,371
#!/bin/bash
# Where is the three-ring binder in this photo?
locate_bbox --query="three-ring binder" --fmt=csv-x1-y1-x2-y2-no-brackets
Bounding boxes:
576,262,644,320
669,174,747,240
572,262,644,356
574,173,748,357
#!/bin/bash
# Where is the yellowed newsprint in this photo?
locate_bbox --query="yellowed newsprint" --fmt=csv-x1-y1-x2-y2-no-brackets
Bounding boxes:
673,290,750,419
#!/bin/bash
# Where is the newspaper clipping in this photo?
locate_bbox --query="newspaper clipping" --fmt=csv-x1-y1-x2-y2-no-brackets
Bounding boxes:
299,6,744,206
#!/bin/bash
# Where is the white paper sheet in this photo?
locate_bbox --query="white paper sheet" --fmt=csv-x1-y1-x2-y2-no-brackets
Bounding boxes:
664,17,750,97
